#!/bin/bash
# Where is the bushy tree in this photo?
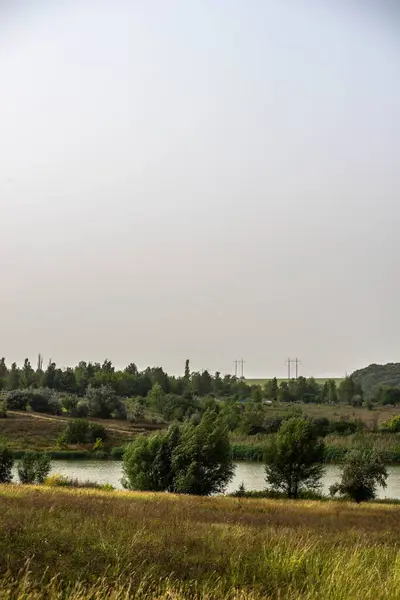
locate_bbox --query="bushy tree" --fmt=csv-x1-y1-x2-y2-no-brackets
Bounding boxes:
6,363,20,390
17,452,51,484
0,437,13,483
123,410,234,495
59,420,107,445
330,449,387,503
172,410,234,495
28,389,62,415
265,417,325,499
122,425,180,491
6,389,30,410
86,385,126,419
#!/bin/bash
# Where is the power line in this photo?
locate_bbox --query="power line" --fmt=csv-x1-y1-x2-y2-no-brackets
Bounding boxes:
285,357,301,380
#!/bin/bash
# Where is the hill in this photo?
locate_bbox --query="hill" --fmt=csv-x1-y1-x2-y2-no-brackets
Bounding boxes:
0,485,399,599
351,363,400,395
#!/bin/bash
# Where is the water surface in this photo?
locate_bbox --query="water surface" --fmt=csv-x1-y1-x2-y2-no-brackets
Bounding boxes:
15,461,400,499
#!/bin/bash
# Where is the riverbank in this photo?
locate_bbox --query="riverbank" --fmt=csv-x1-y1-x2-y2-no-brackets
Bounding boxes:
1,485,400,599
231,432,400,463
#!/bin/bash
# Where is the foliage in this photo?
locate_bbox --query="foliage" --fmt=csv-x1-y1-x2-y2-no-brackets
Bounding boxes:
380,415,400,433
17,452,51,484
44,473,114,490
123,410,234,495
0,401,6,419
0,437,13,483
58,419,107,445
172,410,234,495
265,417,325,498
122,425,179,492
351,362,400,397
330,448,388,502
86,385,126,419
6,389,30,410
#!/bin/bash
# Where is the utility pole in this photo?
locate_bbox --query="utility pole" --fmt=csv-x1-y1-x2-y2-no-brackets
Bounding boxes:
286,357,291,381
239,358,245,379
285,357,301,380
295,357,301,379
233,360,238,378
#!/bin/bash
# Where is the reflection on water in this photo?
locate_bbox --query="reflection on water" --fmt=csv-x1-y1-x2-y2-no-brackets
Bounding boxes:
11,461,400,499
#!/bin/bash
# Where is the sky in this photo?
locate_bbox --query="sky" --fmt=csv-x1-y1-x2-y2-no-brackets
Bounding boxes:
0,0,399,378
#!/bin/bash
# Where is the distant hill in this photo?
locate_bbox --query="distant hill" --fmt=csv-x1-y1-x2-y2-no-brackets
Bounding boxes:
351,363,400,395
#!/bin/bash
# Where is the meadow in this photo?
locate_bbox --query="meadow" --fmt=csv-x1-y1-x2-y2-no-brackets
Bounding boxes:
0,485,400,599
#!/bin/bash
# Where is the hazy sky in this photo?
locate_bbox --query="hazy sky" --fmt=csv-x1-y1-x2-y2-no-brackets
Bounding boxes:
1,1,399,377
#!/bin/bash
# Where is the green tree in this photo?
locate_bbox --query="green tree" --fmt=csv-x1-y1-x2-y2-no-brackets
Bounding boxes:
0,437,13,483
278,381,292,403
122,425,180,492
330,449,387,503
17,452,51,484
6,363,20,390
265,378,278,401
184,359,190,380
122,411,234,495
172,410,234,495
265,418,325,499
20,358,35,388
338,376,363,404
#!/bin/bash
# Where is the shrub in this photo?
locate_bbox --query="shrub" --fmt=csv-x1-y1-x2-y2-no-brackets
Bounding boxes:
17,452,51,484
86,385,126,419
330,448,388,503
72,400,89,418
6,389,30,410
44,474,114,490
0,401,7,418
0,437,13,483
60,394,79,414
58,420,108,445
28,388,62,415
328,419,363,436
380,415,400,433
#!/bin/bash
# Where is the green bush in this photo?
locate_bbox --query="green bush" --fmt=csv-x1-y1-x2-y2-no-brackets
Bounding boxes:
380,415,400,433
17,452,51,484
6,389,30,410
58,420,108,445
330,448,388,503
44,473,114,490
0,437,13,483
0,401,7,418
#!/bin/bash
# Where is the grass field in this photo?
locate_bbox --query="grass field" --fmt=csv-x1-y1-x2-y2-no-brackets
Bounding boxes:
0,485,400,599
246,378,344,386
0,411,164,452
255,401,400,427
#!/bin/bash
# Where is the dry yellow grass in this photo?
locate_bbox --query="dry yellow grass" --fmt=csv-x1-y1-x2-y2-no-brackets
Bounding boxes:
0,485,400,599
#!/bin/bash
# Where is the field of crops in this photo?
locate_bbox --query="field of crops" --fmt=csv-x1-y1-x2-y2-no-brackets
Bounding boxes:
0,485,400,599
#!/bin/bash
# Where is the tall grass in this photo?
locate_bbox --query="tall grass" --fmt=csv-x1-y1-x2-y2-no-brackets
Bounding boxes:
232,432,400,463
0,486,400,599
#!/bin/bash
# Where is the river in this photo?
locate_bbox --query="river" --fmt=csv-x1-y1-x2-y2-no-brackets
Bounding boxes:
14,461,400,499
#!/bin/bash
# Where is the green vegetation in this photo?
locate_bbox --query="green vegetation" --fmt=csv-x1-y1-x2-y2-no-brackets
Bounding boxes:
1,486,400,599
352,363,400,397
0,436,13,483
330,448,388,503
16,451,51,484
123,409,234,495
265,418,325,498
